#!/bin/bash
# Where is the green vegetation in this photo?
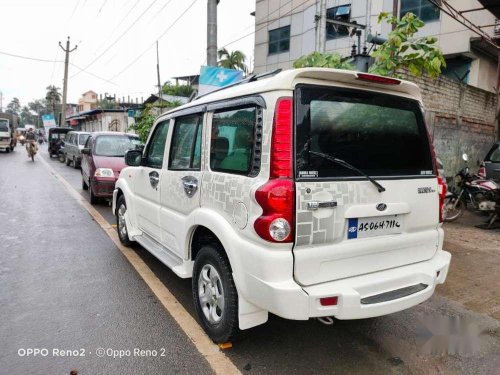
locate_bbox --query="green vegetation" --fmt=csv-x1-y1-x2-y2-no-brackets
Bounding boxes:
129,101,182,143
217,48,248,74
369,12,446,78
293,52,354,69
162,81,194,97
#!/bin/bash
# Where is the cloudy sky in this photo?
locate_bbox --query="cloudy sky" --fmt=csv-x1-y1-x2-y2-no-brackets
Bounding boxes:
0,0,255,108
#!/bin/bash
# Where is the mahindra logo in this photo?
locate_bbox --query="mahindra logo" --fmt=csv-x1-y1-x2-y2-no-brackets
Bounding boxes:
376,203,387,211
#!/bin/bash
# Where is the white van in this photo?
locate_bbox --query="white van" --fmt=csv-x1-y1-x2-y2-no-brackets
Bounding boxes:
0,118,12,152
113,68,451,343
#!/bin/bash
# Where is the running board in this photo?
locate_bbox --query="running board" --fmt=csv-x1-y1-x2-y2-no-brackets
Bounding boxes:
134,233,192,278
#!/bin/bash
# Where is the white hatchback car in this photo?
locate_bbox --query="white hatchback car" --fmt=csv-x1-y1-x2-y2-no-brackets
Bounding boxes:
113,68,451,343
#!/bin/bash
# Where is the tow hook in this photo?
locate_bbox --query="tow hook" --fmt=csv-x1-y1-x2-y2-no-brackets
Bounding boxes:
317,317,334,325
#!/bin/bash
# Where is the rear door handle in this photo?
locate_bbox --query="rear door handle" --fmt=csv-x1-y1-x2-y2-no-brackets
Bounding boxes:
307,201,337,210
181,176,198,197
149,171,159,189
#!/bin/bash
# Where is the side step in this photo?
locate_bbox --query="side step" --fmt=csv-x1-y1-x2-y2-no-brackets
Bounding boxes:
134,233,192,278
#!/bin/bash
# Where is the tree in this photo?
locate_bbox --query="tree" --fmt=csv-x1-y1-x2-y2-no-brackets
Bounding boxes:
369,12,446,78
129,101,182,142
6,98,21,115
162,81,194,97
20,106,37,126
293,52,355,69
217,48,248,74
45,85,62,121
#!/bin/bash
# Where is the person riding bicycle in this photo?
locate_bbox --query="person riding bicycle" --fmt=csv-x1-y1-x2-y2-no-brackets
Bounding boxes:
25,128,38,157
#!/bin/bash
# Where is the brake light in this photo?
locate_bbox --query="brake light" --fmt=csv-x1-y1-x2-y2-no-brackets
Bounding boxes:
320,296,338,306
478,161,486,178
356,73,401,85
437,176,447,223
254,97,295,243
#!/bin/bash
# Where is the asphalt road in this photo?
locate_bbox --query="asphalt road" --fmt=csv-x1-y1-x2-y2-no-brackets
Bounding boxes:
1,145,499,375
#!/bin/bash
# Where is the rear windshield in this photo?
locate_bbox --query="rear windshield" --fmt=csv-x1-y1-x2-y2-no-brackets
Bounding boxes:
94,135,140,157
79,134,90,145
295,85,434,179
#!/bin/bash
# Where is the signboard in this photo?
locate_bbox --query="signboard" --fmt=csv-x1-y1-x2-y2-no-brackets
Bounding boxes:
42,114,56,127
199,66,243,96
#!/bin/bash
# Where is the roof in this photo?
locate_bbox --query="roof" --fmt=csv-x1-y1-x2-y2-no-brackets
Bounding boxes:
477,0,500,18
82,90,97,96
164,68,422,116
90,131,138,137
66,108,127,120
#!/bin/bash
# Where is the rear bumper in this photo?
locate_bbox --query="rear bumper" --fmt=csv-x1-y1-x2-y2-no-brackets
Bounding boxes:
0,139,11,148
243,250,450,321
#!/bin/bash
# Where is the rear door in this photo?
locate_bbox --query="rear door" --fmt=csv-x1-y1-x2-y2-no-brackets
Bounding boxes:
484,143,500,182
293,84,439,286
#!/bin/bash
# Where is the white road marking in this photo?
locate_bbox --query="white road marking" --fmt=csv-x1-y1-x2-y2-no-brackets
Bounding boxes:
39,155,242,375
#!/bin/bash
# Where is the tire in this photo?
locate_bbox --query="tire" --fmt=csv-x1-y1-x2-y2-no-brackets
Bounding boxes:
65,155,71,166
31,153,34,162
82,175,88,190
443,196,464,222
89,182,99,205
192,244,239,343
5,148,9,153
59,154,65,163
73,157,79,169
116,195,132,246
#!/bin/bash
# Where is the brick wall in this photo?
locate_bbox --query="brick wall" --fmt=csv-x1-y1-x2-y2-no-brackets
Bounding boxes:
400,72,498,178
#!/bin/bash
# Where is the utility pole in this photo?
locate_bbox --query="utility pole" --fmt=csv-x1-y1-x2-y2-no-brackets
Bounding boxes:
0,91,3,112
317,0,327,53
59,36,77,127
207,0,218,66
156,41,163,113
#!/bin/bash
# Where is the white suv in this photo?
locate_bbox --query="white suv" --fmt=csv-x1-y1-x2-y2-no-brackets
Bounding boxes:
113,68,451,343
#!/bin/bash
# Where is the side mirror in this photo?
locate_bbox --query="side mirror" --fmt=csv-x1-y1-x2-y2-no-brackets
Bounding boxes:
462,153,468,162
125,149,142,167
81,148,91,155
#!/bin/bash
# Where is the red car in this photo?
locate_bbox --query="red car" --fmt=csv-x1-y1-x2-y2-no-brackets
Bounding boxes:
81,132,141,204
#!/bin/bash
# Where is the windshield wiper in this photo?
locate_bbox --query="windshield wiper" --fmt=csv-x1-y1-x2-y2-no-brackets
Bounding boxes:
308,151,386,193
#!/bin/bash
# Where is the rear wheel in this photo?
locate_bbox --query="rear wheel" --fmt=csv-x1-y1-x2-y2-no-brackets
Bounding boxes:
73,156,78,169
5,148,9,153
65,156,71,166
82,175,88,190
116,195,132,246
192,244,239,343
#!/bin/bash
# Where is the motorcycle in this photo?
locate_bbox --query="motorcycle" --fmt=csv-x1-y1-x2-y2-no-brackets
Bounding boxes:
442,153,500,222
26,141,37,162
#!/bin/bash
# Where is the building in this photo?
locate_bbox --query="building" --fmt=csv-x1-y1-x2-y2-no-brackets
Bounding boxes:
66,109,133,133
77,90,98,112
253,0,499,92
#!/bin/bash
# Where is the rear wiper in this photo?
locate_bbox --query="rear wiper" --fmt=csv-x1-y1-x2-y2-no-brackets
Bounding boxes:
308,151,386,193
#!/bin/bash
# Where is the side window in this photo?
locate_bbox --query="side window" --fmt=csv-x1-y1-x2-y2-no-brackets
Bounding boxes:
145,121,169,168
169,115,203,170
68,134,74,144
210,107,256,175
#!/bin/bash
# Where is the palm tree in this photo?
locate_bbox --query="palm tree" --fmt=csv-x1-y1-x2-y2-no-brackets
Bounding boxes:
45,85,61,123
217,48,248,74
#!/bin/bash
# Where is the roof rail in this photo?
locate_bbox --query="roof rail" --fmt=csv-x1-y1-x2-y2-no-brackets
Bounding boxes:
192,68,282,101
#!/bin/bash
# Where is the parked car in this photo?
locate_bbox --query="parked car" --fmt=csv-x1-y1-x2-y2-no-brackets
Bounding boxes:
64,131,90,168
112,68,451,343
81,132,140,204
481,142,500,182
48,127,72,157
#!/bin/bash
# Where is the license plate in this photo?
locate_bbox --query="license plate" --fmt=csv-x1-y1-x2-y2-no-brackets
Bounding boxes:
347,215,402,239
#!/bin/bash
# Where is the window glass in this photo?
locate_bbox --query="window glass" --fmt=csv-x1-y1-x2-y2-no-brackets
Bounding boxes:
487,146,500,163
85,136,92,149
268,26,290,54
79,134,90,145
326,5,351,40
169,115,203,170
145,121,169,168
400,0,440,22
210,107,255,174
94,135,141,157
295,85,434,178
0,120,9,132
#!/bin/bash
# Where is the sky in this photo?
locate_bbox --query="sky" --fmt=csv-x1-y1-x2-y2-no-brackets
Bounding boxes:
0,0,256,109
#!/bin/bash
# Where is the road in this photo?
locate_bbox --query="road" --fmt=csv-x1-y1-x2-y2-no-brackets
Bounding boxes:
1,145,499,375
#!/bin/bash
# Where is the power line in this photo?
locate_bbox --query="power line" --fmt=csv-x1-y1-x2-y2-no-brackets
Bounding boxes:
71,0,160,78
109,0,199,81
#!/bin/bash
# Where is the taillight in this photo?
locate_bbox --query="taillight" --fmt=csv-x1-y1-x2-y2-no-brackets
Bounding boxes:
254,97,295,243
356,73,401,85
437,176,447,223
478,161,486,178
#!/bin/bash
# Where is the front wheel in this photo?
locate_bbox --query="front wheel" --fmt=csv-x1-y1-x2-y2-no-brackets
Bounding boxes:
192,245,239,343
443,196,464,222
116,195,132,246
